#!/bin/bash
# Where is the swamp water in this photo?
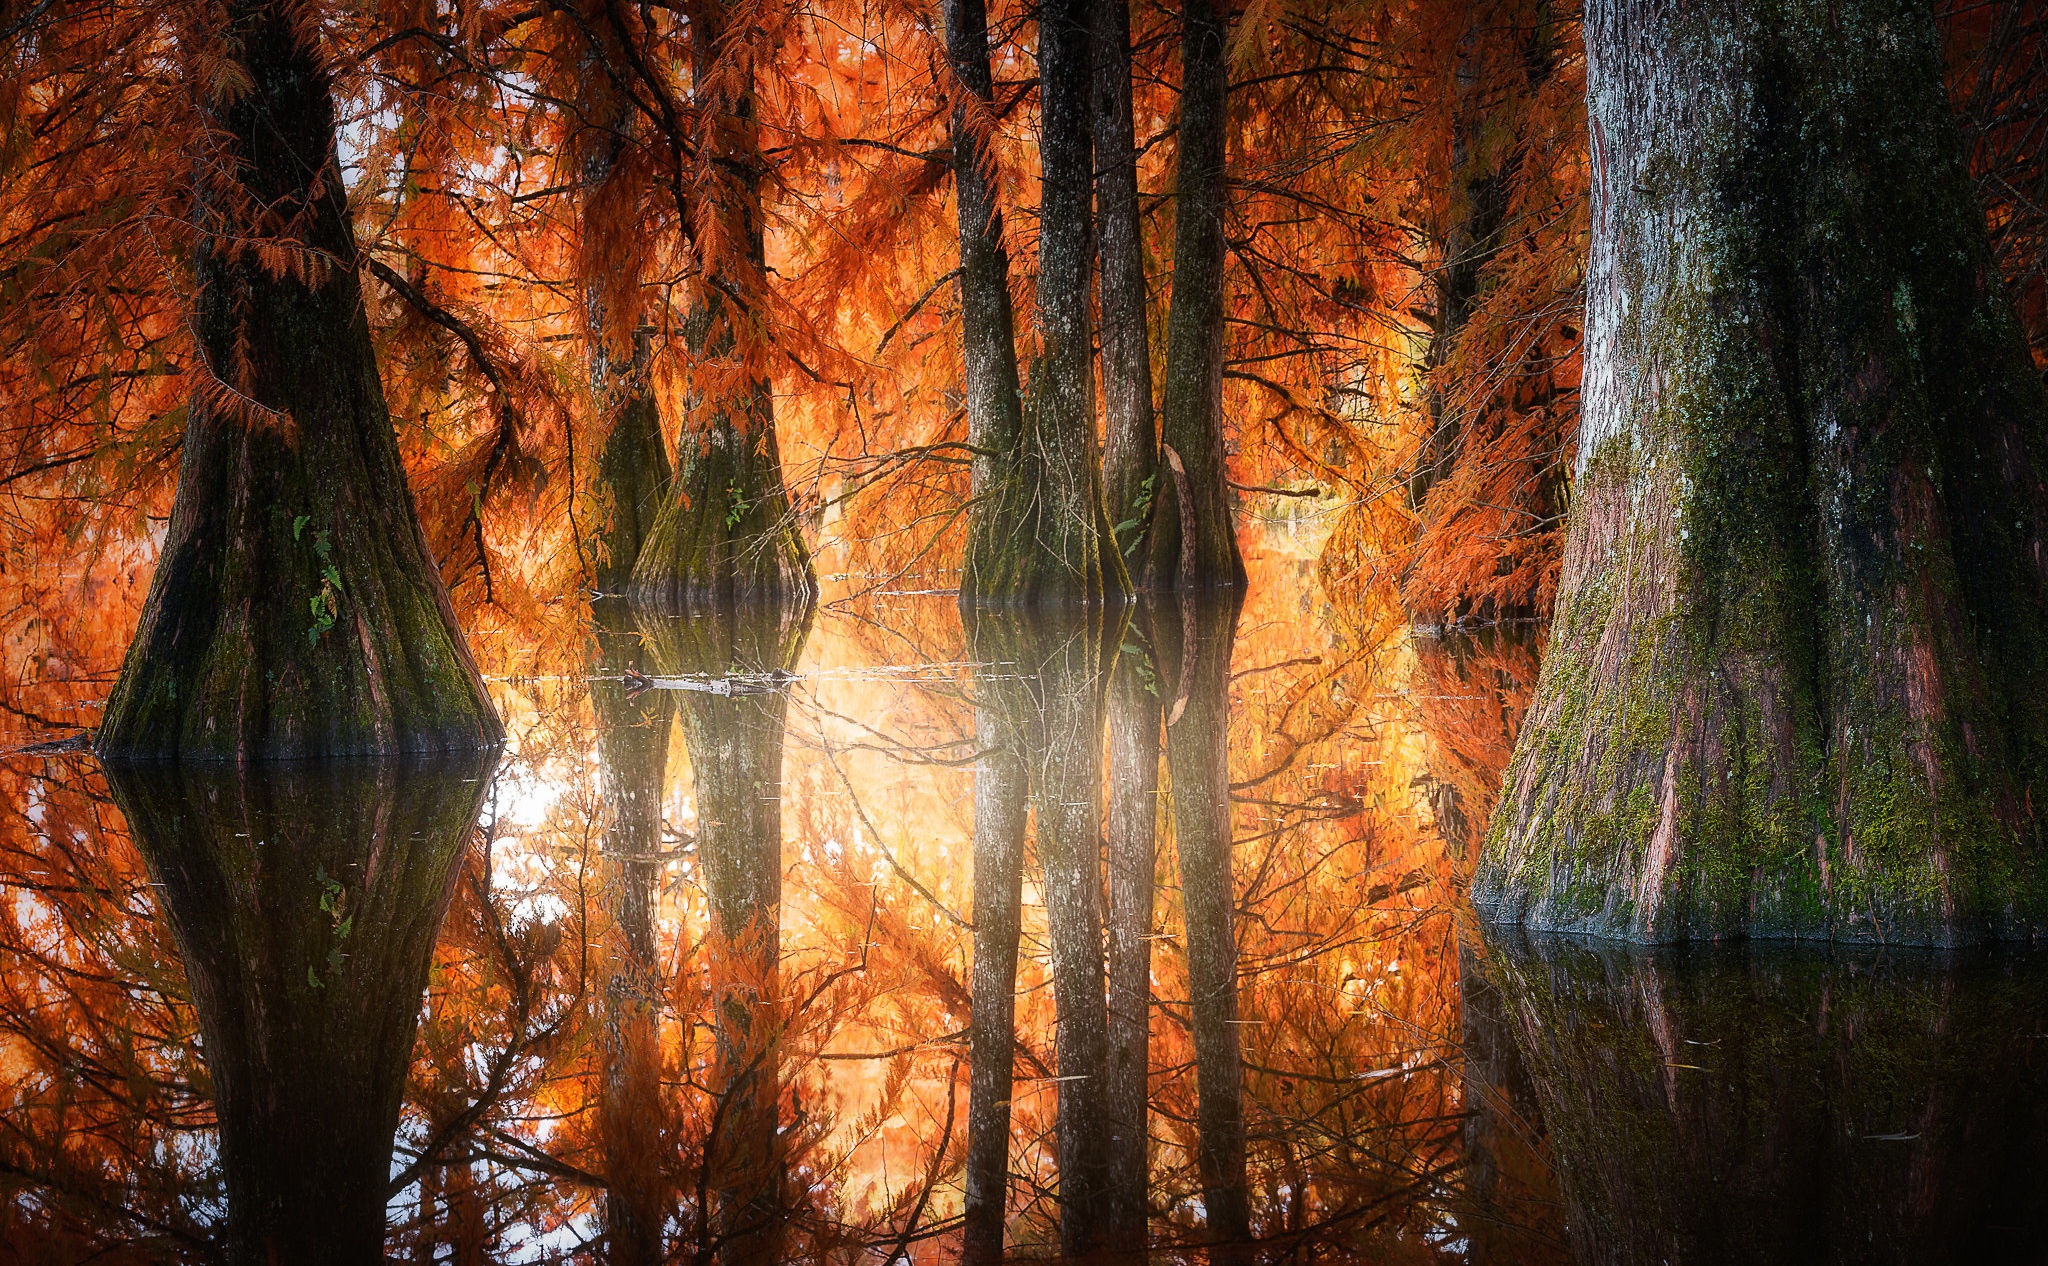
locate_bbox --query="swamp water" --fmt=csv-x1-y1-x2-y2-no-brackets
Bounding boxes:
3,543,2046,1263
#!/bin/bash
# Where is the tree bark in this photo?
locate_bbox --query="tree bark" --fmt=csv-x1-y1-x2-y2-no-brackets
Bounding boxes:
1155,591,1250,1241
1148,0,1247,594
1476,0,2048,943
1104,608,1163,1251
103,756,493,1265
637,599,810,1265
96,2,501,760
592,600,674,1264
1095,0,1159,560
629,2,813,613
962,620,1031,1265
945,0,1026,503
960,0,1130,608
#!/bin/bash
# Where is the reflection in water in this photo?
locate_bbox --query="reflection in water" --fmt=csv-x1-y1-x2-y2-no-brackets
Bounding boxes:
641,598,812,1265
7,549,2048,1260
101,754,493,1265
964,604,1127,1258
1475,932,2048,1265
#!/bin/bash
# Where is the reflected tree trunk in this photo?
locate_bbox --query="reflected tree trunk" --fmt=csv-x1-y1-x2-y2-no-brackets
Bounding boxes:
963,627,1031,1265
1156,592,1249,1241
1105,610,1163,1251
1478,932,2048,1263
95,0,500,759
103,756,494,1265
592,600,675,1264
639,599,811,1266
1456,937,1569,1265
967,606,1128,1256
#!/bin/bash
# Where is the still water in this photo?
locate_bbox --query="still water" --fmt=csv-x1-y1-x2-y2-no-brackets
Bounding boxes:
4,541,2046,1263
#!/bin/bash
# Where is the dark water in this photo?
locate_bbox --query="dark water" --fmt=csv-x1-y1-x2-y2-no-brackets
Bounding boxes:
4,571,2046,1262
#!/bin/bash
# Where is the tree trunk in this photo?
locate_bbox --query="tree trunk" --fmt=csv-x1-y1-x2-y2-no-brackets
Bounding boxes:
1104,609,1162,1251
945,0,1026,503
96,3,501,760
1477,932,2048,1263
103,756,492,1265
638,600,810,1265
592,600,674,1264
1475,0,2048,944
1147,0,1246,594
629,3,813,613
1095,0,1159,561
1155,591,1250,1240
960,0,1130,609
962,621,1031,1264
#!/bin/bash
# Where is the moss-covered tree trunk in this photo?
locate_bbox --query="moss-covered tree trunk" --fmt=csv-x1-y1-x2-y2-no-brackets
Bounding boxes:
1095,0,1158,564
1104,611,1163,1250
638,600,809,1264
1145,0,1246,594
1154,591,1250,1241
592,601,674,1263
96,2,501,760
628,3,812,613
104,756,492,1265
959,0,1130,609
1477,932,2048,1261
1475,0,2048,944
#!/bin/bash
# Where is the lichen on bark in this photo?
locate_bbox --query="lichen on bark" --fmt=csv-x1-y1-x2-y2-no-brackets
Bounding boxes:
1474,0,2048,944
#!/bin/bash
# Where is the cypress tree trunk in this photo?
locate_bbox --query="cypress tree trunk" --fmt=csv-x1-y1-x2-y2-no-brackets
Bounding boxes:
629,3,813,613
96,1,501,760
592,601,674,1264
960,0,1130,608
962,628,1031,1265
1095,0,1159,563
1155,591,1250,1241
103,756,492,1265
638,600,810,1265
945,0,1026,503
1475,0,2048,944
1147,0,1247,594
1104,613,1163,1250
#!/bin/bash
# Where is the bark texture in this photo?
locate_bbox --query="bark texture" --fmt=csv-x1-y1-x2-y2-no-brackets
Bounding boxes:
962,651,1029,1265
1478,931,2048,1263
96,3,501,760
966,605,1129,1256
1155,591,1250,1240
1148,0,1247,594
960,0,1130,608
1095,0,1159,557
104,755,493,1265
1476,0,2048,943
945,0,1026,502
1104,610,1163,1249
592,600,674,1263
638,599,810,1265
629,3,813,613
